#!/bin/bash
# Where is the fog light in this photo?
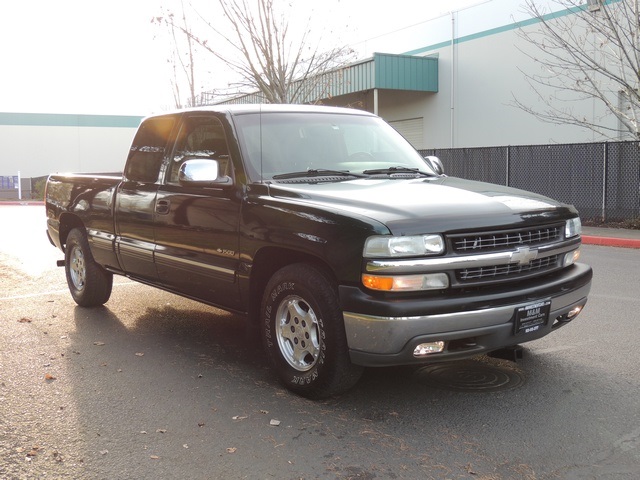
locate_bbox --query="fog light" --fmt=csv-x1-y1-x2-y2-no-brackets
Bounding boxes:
563,249,580,267
413,341,445,357
567,306,582,319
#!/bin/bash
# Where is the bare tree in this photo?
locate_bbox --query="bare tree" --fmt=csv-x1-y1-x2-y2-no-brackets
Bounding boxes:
513,0,640,140
152,1,199,109
162,0,354,105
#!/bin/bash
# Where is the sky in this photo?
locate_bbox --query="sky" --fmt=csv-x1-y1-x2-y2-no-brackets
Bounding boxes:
0,0,482,116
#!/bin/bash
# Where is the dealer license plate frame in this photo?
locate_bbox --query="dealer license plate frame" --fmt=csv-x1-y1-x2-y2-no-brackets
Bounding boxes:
514,299,551,335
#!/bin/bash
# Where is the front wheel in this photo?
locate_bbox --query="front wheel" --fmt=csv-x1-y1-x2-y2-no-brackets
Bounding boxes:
65,228,113,307
261,263,363,399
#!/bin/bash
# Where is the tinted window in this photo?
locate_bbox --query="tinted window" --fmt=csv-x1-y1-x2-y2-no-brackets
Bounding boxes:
124,116,176,183
168,116,231,184
233,112,429,181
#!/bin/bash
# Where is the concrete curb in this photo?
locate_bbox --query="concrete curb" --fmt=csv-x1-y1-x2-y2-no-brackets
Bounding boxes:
582,235,640,249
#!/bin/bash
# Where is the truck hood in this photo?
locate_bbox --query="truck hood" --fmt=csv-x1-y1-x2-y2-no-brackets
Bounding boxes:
267,176,577,235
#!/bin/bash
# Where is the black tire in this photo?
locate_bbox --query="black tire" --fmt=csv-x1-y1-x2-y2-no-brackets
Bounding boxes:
261,263,363,399
64,228,113,307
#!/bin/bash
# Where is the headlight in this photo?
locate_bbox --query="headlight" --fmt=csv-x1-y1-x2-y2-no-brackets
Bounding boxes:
364,234,444,258
565,217,582,238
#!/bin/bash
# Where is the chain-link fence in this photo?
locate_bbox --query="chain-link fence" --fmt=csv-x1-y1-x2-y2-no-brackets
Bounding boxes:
420,141,640,222
0,175,48,201
4,143,639,221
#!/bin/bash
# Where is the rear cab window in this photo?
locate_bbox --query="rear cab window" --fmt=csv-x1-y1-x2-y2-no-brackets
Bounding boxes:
124,116,177,183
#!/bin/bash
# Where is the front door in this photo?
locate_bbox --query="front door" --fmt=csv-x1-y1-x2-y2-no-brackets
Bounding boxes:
153,114,242,310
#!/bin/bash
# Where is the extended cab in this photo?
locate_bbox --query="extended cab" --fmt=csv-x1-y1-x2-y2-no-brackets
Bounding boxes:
46,105,592,398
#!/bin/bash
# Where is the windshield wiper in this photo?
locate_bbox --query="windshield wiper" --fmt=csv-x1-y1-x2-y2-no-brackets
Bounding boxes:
272,169,366,180
362,166,435,177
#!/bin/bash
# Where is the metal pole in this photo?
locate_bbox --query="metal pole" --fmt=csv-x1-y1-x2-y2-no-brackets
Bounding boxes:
450,12,455,148
601,142,607,222
17,171,22,200
506,146,510,187
373,88,379,116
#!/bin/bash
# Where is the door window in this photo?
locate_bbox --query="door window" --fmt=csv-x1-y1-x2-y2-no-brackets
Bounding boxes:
168,116,231,184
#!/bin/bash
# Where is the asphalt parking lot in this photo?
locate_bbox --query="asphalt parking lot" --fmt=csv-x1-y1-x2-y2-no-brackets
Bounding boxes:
1,204,639,479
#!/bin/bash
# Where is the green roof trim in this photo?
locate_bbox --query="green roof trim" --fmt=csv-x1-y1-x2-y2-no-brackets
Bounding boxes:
403,1,619,56
373,53,438,92
323,52,438,96
0,112,143,128
218,52,438,105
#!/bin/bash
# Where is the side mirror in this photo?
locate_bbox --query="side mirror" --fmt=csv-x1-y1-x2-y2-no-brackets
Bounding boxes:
178,159,232,187
424,156,445,176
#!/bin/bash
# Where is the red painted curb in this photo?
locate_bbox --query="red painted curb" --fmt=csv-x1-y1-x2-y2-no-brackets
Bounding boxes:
582,235,640,249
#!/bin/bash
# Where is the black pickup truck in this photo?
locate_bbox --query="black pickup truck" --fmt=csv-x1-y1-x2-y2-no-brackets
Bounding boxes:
46,104,592,398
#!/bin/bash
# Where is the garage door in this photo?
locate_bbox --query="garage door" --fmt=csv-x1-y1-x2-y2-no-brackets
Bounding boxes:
389,118,424,149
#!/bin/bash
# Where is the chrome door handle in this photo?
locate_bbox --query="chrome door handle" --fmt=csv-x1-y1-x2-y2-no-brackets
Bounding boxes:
155,199,170,215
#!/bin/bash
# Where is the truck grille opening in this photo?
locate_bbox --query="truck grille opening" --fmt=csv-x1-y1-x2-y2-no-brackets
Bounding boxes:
451,224,563,253
457,255,559,282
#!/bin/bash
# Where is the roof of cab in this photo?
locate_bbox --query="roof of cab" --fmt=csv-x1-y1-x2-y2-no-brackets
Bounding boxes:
146,104,378,119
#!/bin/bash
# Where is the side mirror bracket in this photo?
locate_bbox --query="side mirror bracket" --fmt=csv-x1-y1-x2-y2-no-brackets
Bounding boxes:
424,156,445,176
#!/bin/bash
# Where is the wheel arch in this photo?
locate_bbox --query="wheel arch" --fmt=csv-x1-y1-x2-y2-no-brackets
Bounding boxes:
247,246,338,321
58,213,86,251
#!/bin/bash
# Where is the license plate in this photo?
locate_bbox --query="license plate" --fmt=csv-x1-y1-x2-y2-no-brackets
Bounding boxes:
515,300,551,335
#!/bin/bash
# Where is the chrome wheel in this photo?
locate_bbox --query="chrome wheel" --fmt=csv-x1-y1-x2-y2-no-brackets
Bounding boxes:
64,228,113,307
275,295,320,372
69,244,86,291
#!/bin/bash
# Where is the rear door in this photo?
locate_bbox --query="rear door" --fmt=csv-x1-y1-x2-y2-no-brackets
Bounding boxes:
115,115,177,281
153,113,242,310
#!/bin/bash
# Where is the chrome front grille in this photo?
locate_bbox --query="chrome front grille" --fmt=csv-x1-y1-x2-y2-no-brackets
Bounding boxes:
457,255,559,282
451,224,563,253
449,223,568,286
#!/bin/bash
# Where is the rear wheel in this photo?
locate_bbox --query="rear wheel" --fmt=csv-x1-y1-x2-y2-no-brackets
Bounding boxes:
261,263,363,399
65,228,113,307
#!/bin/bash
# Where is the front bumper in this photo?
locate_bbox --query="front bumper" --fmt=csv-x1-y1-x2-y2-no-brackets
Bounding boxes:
340,263,592,367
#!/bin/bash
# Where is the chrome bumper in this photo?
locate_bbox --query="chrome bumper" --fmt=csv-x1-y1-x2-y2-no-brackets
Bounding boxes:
343,274,591,367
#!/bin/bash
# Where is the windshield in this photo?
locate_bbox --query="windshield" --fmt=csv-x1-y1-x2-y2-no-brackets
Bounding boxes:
233,112,435,182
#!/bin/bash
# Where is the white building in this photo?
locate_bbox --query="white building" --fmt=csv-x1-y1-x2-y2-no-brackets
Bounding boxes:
316,0,627,148
0,0,624,183
0,113,141,180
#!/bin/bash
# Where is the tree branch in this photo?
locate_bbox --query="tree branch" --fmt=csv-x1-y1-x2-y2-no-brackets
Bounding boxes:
514,0,640,139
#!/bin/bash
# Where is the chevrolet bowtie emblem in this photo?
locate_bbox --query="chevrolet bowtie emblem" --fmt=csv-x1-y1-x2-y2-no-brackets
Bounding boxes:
511,246,538,265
